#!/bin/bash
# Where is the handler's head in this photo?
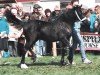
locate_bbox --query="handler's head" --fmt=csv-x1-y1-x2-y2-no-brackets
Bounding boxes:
71,0,79,7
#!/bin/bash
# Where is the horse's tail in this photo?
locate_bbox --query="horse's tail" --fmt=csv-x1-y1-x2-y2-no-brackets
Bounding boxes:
5,9,22,25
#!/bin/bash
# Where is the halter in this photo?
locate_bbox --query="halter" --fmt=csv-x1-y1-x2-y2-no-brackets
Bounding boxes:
75,10,86,22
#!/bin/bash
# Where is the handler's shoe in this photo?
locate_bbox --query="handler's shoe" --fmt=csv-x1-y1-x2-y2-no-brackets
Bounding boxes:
72,61,76,65
67,56,76,65
83,58,92,64
20,64,28,69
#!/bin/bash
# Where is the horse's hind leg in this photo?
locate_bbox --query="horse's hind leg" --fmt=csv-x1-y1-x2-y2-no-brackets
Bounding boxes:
58,42,67,66
60,37,71,65
60,47,67,66
29,49,36,63
21,35,38,68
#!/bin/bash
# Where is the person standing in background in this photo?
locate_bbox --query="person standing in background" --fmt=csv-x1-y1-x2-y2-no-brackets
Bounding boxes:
49,5,61,22
48,5,61,57
8,24,23,57
44,9,51,22
30,4,46,57
16,2,25,19
94,5,100,33
0,7,9,58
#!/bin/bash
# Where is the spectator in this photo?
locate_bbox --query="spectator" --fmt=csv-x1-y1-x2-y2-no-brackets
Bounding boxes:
94,5,100,33
22,13,30,22
16,2,25,19
89,8,97,32
49,5,61,57
8,4,24,57
0,7,9,58
44,9,52,55
30,4,46,57
68,0,92,64
11,3,25,20
66,3,73,11
4,4,11,11
8,24,23,57
44,9,51,21
30,4,45,21
30,4,39,20
49,5,61,22
81,8,92,32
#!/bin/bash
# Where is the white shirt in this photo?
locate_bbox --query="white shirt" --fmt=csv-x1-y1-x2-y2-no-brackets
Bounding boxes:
8,25,23,41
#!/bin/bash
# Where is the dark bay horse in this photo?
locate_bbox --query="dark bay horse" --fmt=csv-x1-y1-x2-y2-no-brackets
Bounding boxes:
5,6,85,68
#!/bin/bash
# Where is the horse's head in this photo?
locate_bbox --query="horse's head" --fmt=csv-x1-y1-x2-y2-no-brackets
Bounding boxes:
73,5,85,21
62,5,86,24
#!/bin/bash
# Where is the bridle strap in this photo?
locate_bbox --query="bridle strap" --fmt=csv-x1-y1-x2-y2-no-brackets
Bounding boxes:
75,10,86,22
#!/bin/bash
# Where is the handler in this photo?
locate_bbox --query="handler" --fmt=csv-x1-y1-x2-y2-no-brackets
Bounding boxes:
68,0,92,64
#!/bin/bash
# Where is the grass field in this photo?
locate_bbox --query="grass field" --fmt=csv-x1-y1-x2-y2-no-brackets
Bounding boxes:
0,53,100,75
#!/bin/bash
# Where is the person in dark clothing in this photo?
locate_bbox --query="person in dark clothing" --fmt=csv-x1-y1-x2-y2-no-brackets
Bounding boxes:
68,0,92,64
0,7,9,58
49,5,61,22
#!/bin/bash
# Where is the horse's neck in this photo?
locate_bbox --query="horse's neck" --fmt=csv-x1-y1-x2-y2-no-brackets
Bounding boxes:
50,15,63,24
66,8,79,22
62,12,74,24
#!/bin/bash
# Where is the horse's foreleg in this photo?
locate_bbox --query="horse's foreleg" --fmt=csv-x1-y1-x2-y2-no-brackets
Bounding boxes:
20,41,32,69
67,47,74,64
59,42,67,66
28,41,37,63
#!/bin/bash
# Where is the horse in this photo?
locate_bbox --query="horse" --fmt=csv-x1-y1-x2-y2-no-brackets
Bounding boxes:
4,5,85,68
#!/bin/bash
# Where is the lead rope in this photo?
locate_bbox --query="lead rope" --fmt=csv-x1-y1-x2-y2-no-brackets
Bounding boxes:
75,10,86,22
75,10,87,35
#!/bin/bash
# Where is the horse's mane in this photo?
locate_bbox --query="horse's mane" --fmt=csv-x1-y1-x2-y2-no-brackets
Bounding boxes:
4,6,82,32
4,7,74,26
5,9,51,26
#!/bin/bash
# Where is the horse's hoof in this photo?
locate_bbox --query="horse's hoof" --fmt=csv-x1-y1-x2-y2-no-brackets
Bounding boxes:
31,55,36,63
30,52,36,63
31,57,36,63
67,56,73,64
20,64,28,69
60,61,66,66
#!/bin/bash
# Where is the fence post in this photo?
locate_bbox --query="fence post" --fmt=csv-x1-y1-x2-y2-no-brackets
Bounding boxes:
52,42,57,57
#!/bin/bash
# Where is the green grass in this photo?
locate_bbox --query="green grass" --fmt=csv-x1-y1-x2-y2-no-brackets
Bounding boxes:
0,53,100,75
